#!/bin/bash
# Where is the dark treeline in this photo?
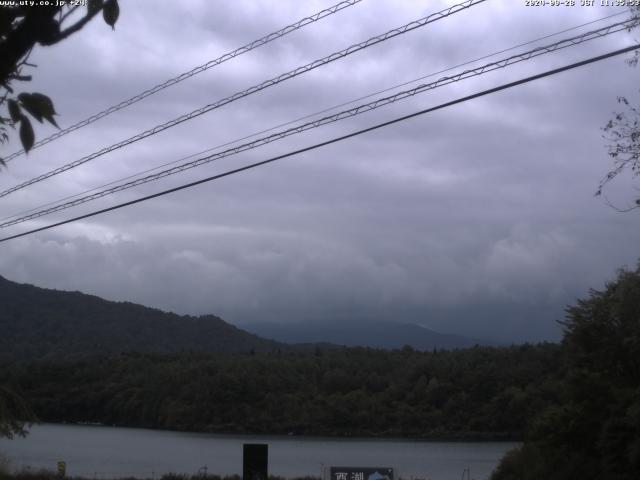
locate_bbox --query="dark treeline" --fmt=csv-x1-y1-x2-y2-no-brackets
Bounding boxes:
0,470,317,480
1,343,563,440
492,264,640,480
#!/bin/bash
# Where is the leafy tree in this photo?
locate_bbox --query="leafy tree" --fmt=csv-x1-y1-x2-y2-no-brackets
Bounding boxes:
0,344,564,439
0,386,34,439
597,7,640,210
0,0,119,440
599,96,640,211
0,0,120,161
492,263,640,480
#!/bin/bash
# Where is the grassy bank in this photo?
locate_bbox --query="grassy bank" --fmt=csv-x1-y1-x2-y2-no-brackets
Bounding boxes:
0,470,322,480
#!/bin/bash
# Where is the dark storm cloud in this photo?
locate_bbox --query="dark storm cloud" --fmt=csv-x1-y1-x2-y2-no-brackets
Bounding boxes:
1,0,639,342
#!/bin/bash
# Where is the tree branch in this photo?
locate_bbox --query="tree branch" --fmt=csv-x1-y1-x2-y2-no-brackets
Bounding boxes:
0,7,60,86
51,6,103,44
59,5,80,25
602,194,640,213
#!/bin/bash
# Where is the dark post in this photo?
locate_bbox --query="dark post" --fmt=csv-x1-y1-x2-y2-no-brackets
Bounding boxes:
243,443,268,480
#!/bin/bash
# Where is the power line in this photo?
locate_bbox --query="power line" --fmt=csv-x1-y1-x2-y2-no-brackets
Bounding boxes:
1,43,637,244
2,10,624,226
0,18,633,229
2,0,364,162
8,9,626,226
0,0,486,199
3,9,625,225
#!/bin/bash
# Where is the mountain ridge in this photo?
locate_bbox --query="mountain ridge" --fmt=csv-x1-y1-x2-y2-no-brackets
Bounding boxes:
1,274,497,360
241,318,497,350
0,275,281,360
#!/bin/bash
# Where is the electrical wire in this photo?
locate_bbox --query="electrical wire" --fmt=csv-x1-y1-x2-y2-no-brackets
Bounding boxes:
1,43,637,244
0,0,486,199
1,10,626,225
2,0,364,162
0,17,633,229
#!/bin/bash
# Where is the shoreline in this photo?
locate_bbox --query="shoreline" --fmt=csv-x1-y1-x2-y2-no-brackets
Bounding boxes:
1,424,515,480
33,421,523,443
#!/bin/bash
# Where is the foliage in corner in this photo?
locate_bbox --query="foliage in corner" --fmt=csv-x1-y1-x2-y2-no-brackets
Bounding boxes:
492,262,640,480
598,6,640,211
0,386,35,440
599,96,640,211
0,0,119,164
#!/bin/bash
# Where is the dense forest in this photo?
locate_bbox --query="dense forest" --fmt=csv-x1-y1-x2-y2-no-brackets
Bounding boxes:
492,264,640,480
0,343,562,440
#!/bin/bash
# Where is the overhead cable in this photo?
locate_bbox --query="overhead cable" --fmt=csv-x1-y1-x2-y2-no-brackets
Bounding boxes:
2,9,625,225
1,43,638,243
0,18,633,229
0,0,486,199
2,0,364,162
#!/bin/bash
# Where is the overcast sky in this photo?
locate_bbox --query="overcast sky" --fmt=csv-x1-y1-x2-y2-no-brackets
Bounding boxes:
1,0,639,342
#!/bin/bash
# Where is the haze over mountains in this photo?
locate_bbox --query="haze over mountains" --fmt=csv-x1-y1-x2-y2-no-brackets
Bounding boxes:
242,320,491,350
0,275,494,360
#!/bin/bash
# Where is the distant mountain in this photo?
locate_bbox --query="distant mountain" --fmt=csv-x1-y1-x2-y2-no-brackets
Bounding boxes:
0,275,281,361
241,319,495,351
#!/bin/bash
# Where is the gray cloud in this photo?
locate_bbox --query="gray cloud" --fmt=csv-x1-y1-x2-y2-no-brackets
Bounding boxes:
1,0,639,343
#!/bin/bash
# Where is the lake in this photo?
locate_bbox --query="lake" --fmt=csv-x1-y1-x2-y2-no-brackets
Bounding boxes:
0,424,517,480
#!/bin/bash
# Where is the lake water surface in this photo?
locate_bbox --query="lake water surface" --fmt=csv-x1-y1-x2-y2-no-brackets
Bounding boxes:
0,424,517,480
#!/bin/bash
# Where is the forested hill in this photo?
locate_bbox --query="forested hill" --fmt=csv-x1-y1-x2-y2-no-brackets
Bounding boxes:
0,275,281,360
1,344,564,439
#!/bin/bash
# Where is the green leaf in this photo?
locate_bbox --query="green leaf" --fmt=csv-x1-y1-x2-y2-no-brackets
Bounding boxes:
19,115,35,153
18,93,43,123
30,92,58,128
45,113,59,128
7,99,21,123
18,92,58,127
103,0,119,29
